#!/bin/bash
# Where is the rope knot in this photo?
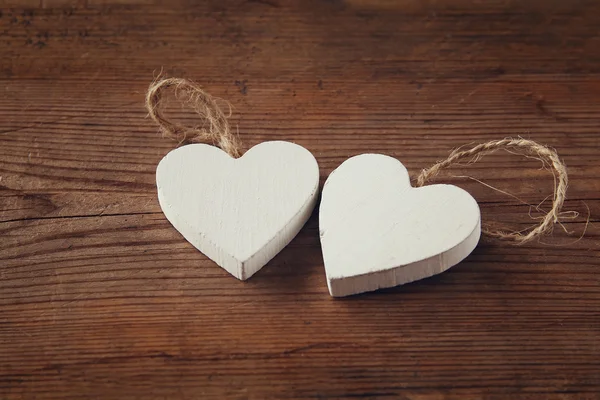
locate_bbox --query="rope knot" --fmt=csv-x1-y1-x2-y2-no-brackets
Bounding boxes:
145,77,243,157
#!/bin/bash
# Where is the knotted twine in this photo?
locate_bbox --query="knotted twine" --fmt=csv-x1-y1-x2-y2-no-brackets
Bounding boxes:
415,138,568,244
146,77,243,157
146,77,569,244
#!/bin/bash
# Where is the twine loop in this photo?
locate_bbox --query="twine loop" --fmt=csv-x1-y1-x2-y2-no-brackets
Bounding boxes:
145,77,243,157
416,138,568,244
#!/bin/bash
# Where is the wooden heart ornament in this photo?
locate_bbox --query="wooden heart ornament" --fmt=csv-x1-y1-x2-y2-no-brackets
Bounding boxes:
157,141,319,280
319,154,481,297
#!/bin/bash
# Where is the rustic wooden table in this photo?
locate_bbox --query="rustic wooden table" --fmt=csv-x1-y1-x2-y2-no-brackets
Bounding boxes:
1,1,599,399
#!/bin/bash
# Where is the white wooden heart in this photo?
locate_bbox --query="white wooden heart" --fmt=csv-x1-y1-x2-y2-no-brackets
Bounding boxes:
156,141,319,280
319,154,481,297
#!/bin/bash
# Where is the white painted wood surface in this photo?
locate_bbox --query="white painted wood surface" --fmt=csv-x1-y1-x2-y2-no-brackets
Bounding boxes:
156,141,319,280
319,154,481,297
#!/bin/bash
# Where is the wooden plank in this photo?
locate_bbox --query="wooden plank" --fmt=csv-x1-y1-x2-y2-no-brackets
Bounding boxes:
1,1,599,399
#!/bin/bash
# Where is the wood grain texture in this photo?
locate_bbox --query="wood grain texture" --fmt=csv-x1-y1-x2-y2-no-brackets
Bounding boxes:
0,1,599,399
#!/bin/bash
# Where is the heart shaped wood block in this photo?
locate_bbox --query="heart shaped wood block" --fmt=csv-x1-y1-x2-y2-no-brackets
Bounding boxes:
157,141,319,280
319,154,481,297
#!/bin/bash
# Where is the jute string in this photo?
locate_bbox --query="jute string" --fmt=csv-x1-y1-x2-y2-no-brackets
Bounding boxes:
415,138,568,244
145,77,243,157
145,78,569,244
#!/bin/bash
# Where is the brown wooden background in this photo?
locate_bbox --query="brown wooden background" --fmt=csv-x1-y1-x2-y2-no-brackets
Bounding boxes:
1,1,599,399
